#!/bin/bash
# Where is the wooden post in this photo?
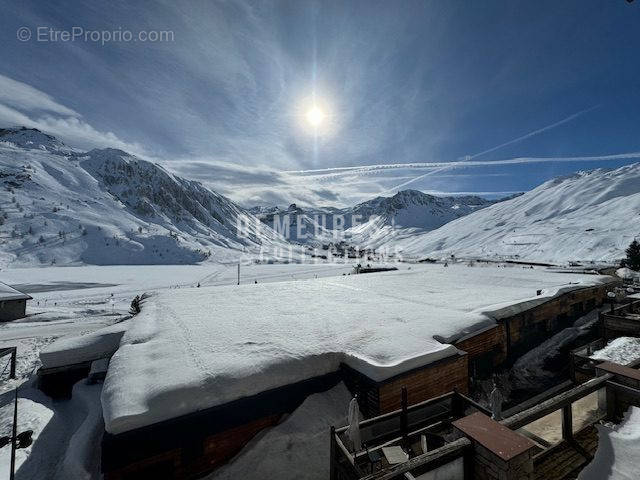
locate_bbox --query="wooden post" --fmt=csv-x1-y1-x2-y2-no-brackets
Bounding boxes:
504,318,512,360
561,404,573,441
329,426,336,480
9,348,16,379
10,388,17,480
401,387,408,447
452,388,464,419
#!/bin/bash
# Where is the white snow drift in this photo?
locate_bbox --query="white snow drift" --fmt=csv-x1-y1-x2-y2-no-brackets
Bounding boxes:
208,382,351,480
39,320,131,369
579,406,640,480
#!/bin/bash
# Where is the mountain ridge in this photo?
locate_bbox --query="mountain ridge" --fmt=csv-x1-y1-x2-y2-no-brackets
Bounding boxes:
387,162,640,263
0,128,290,267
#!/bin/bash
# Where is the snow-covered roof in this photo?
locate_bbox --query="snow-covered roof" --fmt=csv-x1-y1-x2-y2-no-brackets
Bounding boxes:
590,337,640,366
101,264,614,434
40,320,131,369
0,282,31,301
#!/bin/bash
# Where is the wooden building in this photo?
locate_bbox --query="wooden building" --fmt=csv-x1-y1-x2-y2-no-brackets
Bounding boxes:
0,282,31,321
99,268,618,479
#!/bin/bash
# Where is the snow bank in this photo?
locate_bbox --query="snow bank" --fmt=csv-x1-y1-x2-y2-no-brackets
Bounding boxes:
40,320,130,369
510,308,603,392
54,381,104,480
2,382,105,480
578,406,640,480
591,337,640,365
208,382,351,480
0,392,54,476
616,268,639,281
102,264,611,434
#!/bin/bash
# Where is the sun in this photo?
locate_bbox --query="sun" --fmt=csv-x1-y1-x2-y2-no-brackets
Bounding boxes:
305,106,325,127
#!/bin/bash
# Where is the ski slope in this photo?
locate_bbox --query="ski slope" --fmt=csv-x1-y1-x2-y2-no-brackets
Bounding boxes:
387,164,640,264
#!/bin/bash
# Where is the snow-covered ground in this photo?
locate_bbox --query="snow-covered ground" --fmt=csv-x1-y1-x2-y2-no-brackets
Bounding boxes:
101,262,612,435
0,380,104,480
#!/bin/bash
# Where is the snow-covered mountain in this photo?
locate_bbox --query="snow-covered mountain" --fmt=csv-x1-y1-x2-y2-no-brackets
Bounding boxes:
0,126,75,155
390,164,640,264
250,190,497,247
0,127,289,267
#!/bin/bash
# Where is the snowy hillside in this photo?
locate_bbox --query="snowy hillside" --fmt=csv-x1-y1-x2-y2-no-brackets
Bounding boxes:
0,127,289,267
251,190,495,247
391,164,640,264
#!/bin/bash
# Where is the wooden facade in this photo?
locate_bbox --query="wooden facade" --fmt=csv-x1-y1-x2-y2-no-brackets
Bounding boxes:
0,298,29,321
342,353,469,417
500,283,612,361
102,372,341,480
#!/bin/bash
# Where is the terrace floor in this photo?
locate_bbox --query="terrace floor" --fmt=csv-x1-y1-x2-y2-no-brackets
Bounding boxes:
534,426,598,480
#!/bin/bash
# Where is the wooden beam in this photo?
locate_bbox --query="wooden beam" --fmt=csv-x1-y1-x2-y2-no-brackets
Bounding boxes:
358,437,471,480
335,391,455,434
401,387,408,446
503,380,573,418
562,404,573,441
502,375,609,430
518,429,553,449
456,392,492,416
606,380,640,400
334,433,356,467
353,417,450,462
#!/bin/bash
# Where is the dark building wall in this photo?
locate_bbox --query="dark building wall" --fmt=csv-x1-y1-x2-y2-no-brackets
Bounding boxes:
378,353,468,413
0,299,27,321
503,283,614,361
342,353,469,417
102,372,341,480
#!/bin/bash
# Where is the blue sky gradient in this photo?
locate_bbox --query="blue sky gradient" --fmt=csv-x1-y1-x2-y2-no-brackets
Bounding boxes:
2,0,640,206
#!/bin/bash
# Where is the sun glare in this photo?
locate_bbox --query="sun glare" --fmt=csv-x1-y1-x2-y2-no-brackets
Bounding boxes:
305,106,325,127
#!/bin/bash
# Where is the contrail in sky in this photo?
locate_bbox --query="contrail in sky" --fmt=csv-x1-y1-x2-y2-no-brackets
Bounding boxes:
465,105,600,160
286,150,640,177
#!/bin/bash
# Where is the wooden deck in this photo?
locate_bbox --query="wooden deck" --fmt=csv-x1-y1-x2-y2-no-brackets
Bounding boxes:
533,426,598,480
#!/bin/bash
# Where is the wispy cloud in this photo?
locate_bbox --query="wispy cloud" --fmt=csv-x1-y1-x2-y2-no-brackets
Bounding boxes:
0,74,80,117
0,76,149,157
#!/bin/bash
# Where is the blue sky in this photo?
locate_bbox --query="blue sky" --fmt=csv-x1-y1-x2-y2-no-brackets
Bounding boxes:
2,0,640,207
